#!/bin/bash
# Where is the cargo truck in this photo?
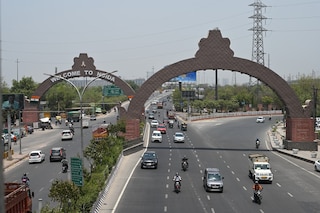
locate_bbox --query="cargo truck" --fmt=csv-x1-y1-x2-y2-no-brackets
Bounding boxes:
248,153,273,183
5,183,34,213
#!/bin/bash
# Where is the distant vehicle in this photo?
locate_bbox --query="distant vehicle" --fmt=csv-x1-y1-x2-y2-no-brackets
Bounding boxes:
150,120,159,128
203,168,224,192
49,147,66,162
173,132,185,143
157,124,167,134
141,151,158,169
90,115,97,121
151,130,162,143
27,125,34,134
67,111,81,122
82,119,89,128
61,130,73,141
181,123,187,131
256,116,265,123
28,150,45,164
315,160,320,172
148,113,155,119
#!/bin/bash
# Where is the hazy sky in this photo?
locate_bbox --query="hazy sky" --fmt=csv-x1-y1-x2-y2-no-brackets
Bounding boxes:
1,0,320,87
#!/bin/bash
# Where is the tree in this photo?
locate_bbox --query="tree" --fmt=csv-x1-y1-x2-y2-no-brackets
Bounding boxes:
10,77,38,98
48,180,80,211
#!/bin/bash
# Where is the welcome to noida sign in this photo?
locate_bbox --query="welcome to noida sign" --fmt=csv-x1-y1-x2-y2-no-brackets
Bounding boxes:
48,53,116,83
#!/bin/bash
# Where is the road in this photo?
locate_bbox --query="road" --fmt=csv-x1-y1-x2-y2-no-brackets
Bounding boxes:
4,112,117,212
114,108,320,213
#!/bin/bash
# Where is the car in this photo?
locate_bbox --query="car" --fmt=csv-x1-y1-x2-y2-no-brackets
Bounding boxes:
256,116,265,123
49,147,66,162
61,130,73,141
315,160,320,171
27,125,34,134
28,150,45,164
173,132,185,143
90,115,96,121
157,124,167,134
203,168,224,192
151,130,162,143
148,113,155,119
141,151,158,169
150,120,159,128
82,119,89,128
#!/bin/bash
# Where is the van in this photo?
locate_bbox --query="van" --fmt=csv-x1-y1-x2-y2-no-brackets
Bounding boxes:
203,168,224,192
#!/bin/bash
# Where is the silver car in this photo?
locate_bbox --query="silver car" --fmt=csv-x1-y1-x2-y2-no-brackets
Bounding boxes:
173,132,185,143
203,168,224,192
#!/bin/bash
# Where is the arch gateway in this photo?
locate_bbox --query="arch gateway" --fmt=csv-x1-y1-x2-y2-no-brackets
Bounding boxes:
25,30,317,151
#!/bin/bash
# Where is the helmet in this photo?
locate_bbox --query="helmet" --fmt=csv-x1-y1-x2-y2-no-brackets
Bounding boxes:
255,181,259,184
23,173,26,176
176,172,179,176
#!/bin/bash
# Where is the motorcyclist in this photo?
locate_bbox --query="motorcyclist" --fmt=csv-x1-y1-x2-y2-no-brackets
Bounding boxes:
256,138,260,148
69,123,75,134
252,181,263,202
21,173,30,185
62,159,68,172
182,156,189,168
173,172,182,188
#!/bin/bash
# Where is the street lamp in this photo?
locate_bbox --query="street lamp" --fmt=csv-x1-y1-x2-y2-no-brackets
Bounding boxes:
44,70,118,159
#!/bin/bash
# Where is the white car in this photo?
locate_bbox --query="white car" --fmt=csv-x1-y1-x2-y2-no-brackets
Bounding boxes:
173,132,185,143
256,116,265,123
315,160,320,171
150,120,159,128
28,150,45,164
151,130,162,143
61,130,73,141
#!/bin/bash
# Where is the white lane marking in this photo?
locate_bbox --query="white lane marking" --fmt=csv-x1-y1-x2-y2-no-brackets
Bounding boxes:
165,194,168,199
231,171,235,175
243,186,247,191
211,208,216,213
236,177,240,182
168,169,170,173
166,184,169,189
199,164,201,168
227,165,230,169
259,209,264,213
207,195,211,200
164,206,167,212
276,183,281,187
168,162,171,166
39,187,44,192
167,176,169,180
287,192,293,197
272,151,320,179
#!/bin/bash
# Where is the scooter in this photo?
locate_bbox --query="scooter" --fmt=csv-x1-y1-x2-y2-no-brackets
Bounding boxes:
253,190,262,204
174,181,181,193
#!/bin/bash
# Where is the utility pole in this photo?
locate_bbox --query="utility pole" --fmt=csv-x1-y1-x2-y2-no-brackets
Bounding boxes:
16,58,19,81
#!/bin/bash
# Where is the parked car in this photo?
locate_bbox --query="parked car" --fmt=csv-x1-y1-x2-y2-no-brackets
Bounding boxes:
173,132,185,143
157,123,167,134
61,130,73,141
203,168,224,192
151,130,162,143
315,160,320,172
28,150,45,164
256,116,265,123
150,120,159,128
49,147,66,162
27,125,34,134
141,151,158,169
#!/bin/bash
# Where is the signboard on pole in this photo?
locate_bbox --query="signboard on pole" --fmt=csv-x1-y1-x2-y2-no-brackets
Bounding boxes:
71,157,83,186
103,85,123,97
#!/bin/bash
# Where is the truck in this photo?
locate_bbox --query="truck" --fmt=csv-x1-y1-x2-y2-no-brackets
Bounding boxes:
5,183,34,213
167,110,175,120
248,154,273,183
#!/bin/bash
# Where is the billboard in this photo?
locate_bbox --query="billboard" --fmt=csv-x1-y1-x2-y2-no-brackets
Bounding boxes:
171,71,197,82
2,94,24,110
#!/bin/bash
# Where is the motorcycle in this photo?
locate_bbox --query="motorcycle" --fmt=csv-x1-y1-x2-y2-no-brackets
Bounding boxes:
255,139,260,149
253,190,262,204
182,160,188,171
62,159,68,173
22,178,30,187
174,181,181,193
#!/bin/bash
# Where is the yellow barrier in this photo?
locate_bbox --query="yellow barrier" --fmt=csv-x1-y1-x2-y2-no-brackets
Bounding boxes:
2,150,14,159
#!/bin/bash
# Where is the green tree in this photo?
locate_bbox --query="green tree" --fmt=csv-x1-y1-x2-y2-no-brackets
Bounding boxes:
10,77,38,98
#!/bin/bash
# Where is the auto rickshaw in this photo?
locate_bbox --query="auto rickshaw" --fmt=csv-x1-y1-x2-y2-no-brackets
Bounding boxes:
181,123,187,131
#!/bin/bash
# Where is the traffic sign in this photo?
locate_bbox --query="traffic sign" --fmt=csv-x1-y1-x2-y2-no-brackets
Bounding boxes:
71,157,83,186
103,85,123,97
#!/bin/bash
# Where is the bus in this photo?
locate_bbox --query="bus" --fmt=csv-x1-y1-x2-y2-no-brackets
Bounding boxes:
67,111,80,122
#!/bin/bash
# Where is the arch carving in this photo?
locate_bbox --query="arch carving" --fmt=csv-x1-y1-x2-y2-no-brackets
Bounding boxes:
127,29,316,150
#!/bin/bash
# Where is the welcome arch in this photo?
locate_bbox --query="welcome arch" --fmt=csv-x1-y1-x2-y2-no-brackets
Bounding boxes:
127,29,316,150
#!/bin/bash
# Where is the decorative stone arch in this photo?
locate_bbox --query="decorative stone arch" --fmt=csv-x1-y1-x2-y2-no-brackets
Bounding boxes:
24,53,135,123
127,29,316,150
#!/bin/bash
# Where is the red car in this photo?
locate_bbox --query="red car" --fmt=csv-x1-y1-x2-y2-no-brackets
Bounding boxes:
157,124,167,134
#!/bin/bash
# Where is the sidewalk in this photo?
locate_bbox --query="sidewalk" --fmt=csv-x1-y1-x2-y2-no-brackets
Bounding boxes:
267,121,319,163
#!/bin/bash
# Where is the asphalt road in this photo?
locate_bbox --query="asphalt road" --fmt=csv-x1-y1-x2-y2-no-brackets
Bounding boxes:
4,113,117,212
114,110,320,213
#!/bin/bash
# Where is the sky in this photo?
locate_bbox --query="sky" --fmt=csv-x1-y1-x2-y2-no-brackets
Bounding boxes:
1,0,320,88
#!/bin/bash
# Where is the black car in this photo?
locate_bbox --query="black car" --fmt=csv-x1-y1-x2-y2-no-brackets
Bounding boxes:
49,147,66,162
141,151,158,169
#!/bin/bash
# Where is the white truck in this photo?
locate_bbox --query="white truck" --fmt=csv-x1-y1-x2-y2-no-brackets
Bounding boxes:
248,154,273,183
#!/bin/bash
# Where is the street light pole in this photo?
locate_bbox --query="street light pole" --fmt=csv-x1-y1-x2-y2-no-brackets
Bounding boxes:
44,71,117,159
